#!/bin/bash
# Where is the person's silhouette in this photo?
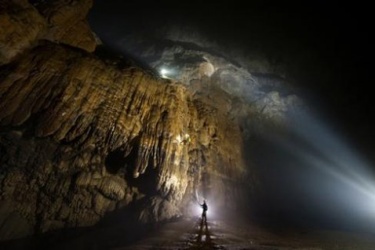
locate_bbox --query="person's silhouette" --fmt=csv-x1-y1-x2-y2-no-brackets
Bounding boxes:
200,200,208,223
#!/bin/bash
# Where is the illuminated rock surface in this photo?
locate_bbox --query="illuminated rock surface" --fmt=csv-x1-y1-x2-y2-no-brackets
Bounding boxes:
0,0,247,242
2,1,375,250
113,30,304,137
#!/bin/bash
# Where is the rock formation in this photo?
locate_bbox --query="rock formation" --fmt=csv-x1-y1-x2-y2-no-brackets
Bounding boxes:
0,0,96,66
0,0,247,241
111,30,303,137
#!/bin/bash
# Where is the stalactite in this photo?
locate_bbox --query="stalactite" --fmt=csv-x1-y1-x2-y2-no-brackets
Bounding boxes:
0,0,248,240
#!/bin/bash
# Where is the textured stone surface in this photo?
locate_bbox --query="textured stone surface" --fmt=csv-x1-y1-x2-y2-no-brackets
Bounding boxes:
0,42,246,240
0,0,46,64
0,0,249,241
35,0,97,52
113,36,303,137
0,0,96,66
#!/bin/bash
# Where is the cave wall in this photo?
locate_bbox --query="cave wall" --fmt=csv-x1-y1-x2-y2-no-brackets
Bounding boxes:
0,0,96,66
0,0,247,240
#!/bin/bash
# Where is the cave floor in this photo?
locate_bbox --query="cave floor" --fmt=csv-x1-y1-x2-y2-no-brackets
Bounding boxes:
110,217,375,250
3,216,375,249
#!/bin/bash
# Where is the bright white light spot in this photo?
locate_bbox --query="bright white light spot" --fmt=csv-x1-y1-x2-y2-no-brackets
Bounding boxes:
175,134,182,144
160,68,169,78
184,133,190,142
194,203,202,217
190,200,216,219
174,134,190,145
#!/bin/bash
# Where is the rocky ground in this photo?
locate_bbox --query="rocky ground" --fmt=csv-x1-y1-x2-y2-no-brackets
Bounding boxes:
117,218,375,250
4,215,370,250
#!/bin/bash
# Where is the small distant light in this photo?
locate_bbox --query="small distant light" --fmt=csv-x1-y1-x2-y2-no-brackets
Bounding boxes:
160,68,169,78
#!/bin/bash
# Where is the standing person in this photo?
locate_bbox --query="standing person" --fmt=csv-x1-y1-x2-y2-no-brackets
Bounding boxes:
201,200,208,223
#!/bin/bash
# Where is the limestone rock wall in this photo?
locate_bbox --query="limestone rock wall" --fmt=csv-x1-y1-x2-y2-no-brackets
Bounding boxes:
0,0,96,66
0,1,247,240
0,0,46,64
0,42,245,239
34,0,97,52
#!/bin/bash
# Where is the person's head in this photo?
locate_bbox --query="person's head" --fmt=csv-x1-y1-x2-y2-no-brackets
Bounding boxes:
203,199,206,204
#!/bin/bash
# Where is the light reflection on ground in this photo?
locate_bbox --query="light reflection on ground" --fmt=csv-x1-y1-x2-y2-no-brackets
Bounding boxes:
117,216,375,250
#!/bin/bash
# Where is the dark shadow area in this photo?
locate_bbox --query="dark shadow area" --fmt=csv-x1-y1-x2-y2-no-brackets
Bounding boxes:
0,203,156,250
123,149,159,196
94,44,158,76
105,139,158,196
130,162,159,196
105,147,128,174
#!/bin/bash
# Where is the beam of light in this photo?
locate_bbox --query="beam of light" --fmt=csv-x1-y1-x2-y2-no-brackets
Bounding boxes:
112,31,374,227
278,134,375,209
289,111,375,200
264,109,375,230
